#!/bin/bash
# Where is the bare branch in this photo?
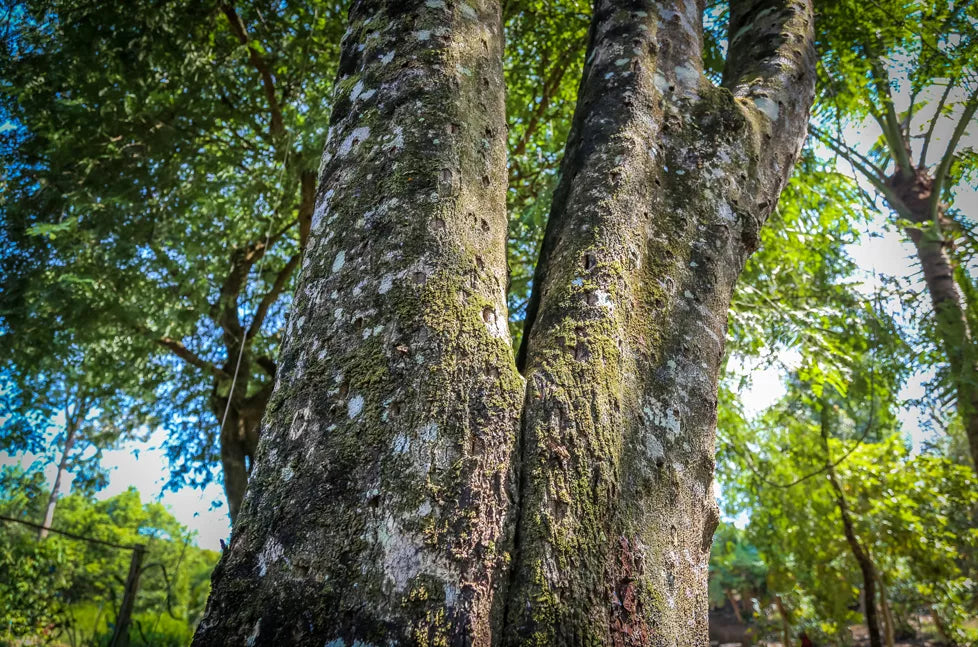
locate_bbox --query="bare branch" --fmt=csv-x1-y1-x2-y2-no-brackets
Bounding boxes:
930,84,978,221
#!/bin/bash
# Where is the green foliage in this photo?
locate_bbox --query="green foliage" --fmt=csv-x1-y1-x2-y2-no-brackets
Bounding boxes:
0,0,346,492
0,464,219,646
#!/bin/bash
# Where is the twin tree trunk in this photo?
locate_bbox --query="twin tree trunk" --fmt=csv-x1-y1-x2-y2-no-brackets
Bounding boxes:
194,1,814,645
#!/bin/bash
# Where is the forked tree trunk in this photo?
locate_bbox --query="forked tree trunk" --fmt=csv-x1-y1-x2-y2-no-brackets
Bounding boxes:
193,1,814,644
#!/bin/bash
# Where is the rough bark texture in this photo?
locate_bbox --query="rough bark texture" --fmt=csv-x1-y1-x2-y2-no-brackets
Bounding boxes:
506,0,814,643
193,0,523,644
194,0,814,644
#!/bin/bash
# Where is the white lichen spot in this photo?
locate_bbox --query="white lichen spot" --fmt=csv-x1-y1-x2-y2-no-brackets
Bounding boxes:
645,434,665,462
378,274,394,294
460,3,477,19
349,80,364,103
753,96,780,122
653,71,670,94
338,126,370,157
380,50,395,65
325,640,345,647
683,290,695,299
246,620,261,647
594,290,613,310
332,250,346,274
615,58,630,66
257,537,284,577
717,201,734,223
281,466,294,482
393,432,410,454
348,394,365,419
425,0,445,7
415,30,431,41
334,307,344,320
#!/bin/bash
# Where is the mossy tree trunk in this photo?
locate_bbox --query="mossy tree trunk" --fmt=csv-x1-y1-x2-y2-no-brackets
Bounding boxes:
193,0,814,645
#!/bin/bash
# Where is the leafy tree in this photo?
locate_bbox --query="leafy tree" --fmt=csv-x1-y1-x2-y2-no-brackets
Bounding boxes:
810,0,978,473
0,0,345,520
0,464,220,646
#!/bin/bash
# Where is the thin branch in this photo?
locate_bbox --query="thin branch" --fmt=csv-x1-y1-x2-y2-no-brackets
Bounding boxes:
0,514,143,551
930,84,978,221
869,59,914,177
919,78,956,167
155,336,228,379
247,252,300,341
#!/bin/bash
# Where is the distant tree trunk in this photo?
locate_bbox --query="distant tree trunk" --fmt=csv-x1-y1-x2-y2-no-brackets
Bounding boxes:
775,595,792,647
877,574,895,647
193,0,814,644
886,170,978,476
211,362,273,523
820,401,882,647
39,416,78,540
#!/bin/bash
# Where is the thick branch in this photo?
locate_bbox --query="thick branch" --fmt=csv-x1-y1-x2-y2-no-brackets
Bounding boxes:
724,0,817,204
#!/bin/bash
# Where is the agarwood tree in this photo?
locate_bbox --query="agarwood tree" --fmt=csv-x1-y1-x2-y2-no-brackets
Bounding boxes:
193,0,815,644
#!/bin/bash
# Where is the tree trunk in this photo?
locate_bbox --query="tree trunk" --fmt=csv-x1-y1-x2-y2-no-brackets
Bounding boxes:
820,402,882,647
39,418,78,540
775,595,792,647
212,364,272,523
887,169,978,475
193,1,814,644
877,574,895,647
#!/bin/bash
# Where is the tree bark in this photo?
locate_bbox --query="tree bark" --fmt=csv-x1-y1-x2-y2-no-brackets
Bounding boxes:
877,573,895,647
506,1,814,642
193,0,814,644
194,1,522,643
39,416,78,540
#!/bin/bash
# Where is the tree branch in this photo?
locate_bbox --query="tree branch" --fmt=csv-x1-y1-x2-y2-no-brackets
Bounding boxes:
919,78,956,168
155,336,228,379
220,2,285,139
724,0,816,196
930,84,978,221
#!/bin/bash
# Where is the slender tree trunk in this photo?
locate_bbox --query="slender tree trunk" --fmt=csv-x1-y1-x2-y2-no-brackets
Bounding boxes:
39,417,78,540
775,595,792,647
820,402,882,647
877,574,895,647
194,0,814,644
887,169,978,475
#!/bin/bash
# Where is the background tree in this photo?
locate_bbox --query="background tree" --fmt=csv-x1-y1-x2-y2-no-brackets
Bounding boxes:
0,0,345,520
810,0,978,472
0,464,220,646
